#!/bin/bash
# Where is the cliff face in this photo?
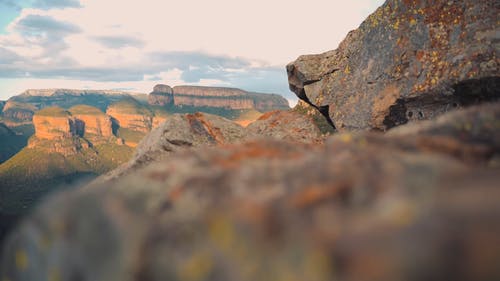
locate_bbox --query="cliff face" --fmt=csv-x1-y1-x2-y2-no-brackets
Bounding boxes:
287,0,499,131
106,110,152,133
147,85,290,111
69,105,113,138
32,112,74,140
148,84,174,106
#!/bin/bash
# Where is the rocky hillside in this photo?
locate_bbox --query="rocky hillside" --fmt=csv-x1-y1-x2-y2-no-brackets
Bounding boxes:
287,0,499,131
149,84,290,111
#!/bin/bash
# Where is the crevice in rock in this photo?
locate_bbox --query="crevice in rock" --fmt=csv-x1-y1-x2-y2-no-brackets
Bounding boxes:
383,77,500,130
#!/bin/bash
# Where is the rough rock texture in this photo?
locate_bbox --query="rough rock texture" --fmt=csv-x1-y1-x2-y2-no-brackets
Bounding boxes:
287,0,499,131
147,85,290,111
152,116,168,128
106,103,153,133
32,113,74,140
69,106,113,138
96,112,246,183
3,102,499,281
246,110,323,143
148,84,174,106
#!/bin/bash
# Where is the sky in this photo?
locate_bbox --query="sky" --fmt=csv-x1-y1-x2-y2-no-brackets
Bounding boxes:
0,0,385,104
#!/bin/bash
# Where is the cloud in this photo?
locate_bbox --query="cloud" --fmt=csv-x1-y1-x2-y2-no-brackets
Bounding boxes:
14,14,81,36
0,47,21,63
32,0,81,10
93,35,144,49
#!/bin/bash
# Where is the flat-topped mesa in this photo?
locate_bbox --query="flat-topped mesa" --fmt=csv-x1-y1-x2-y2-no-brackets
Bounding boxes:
287,0,499,131
20,89,139,97
147,84,290,111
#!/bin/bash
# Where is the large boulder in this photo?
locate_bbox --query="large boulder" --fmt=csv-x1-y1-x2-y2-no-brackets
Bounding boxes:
287,0,499,131
96,112,246,183
2,102,499,281
245,110,324,143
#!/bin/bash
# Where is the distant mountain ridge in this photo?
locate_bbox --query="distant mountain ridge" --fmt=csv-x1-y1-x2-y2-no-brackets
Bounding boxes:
19,89,144,97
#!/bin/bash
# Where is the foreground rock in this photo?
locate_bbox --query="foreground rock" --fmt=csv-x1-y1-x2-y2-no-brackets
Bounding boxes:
245,110,324,143
287,0,499,131
96,112,246,183
2,102,499,281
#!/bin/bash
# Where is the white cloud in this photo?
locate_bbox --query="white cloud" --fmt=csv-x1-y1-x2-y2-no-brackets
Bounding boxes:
0,0,385,100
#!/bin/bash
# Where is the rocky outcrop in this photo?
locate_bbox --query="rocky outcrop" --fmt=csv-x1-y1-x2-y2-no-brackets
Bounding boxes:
246,110,323,143
147,85,290,111
106,101,153,133
287,0,499,131
148,84,174,106
96,112,245,183
69,105,113,138
31,108,75,140
3,102,499,281
1,101,36,123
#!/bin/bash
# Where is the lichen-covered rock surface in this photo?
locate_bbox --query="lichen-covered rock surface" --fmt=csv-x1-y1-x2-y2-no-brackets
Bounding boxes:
2,102,499,281
287,0,499,131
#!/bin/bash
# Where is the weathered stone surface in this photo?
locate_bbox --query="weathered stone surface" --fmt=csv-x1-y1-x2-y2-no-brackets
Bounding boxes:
147,85,290,111
3,102,499,281
148,84,174,106
106,101,153,133
287,0,499,131
69,105,113,138
96,112,245,183
31,109,74,140
246,110,323,143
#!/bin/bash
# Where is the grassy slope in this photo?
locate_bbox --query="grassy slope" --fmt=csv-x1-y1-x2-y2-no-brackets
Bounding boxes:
0,141,133,215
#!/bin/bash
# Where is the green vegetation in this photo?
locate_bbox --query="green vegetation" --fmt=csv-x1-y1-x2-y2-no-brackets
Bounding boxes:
69,104,105,115
108,98,153,116
0,123,33,164
35,106,70,117
116,127,147,144
0,138,133,215
233,109,263,122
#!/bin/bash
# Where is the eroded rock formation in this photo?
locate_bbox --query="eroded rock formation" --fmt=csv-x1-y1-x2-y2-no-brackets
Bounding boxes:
96,112,246,183
287,0,499,131
147,85,290,111
106,101,153,133
69,105,113,138
31,108,75,140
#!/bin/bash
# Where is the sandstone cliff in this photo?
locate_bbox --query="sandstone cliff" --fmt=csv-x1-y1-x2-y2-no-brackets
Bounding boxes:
148,84,174,106
147,84,290,111
31,107,75,140
287,0,499,131
106,100,153,133
69,105,113,138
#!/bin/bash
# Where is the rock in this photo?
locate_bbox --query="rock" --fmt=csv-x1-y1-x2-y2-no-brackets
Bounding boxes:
147,84,290,111
148,84,174,106
31,107,74,140
3,102,499,281
1,101,36,124
287,0,499,131
245,110,324,143
96,112,245,183
106,99,153,133
69,105,113,138
0,101,4,114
